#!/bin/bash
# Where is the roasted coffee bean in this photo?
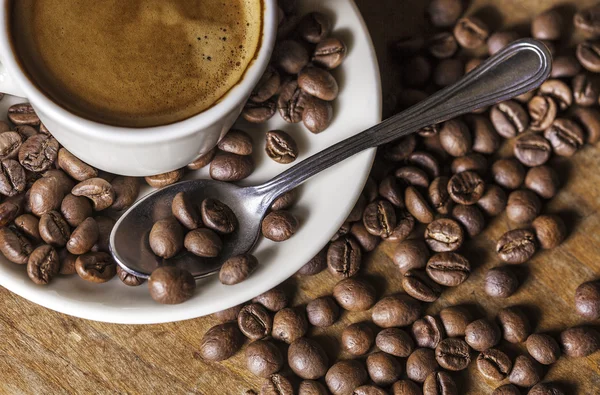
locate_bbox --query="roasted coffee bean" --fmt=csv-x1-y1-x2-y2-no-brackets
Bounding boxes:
532,9,562,39
212,305,243,323
550,56,581,78
60,249,78,275
528,383,566,395
327,236,361,278
171,192,201,230
252,286,288,313
76,251,117,284
488,31,519,55
573,106,600,144
428,32,458,59
577,41,600,73
342,322,374,356
116,265,145,286
439,119,471,157
271,189,298,212
395,166,430,188
514,134,552,168
507,190,542,224
426,252,470,287
110,176,139,211
378,175,404,207
465,318,501,351
526,334,561,365
66,217,98,255
242,99,277,123
18,134,59,173
367,352,402,386
363,199,396,238
325,360,368,395
539,80,573,110
477,348,512,381
288,337,328,380
185,228,222,258
433,58,464,87
418,124,441,137
92,216,114,253
428,0,462,27
0,131,22,160
261,374,294,395
149,217,183,259
405,186,435,224
485,266,519,298
8,103,39,126
423,371,457,395
451,153,487,176
532,214,566,249
0,159,25,197
572,73,599,107
528,96,557,132
29,176,63,216
219,254,257,285
391,380,422,395
333,277,376,312
265,130,298,164
14,213,40,241
465,57,483,74
299,380,328,395
201,198,237,234
376,328,415,357
440,306,472,337
57,148,97,181
246,340,283,378
490,101,529,138
497,228,537,264
251,66,280,103
351,223,380,252
385,135,417,161
509,355,543,388
210,152,254,181
39,210,71,247
187,148,216,171
298,67,339,101
372,294,421,328
43,169,74,194
238,303,273,341
435,337,471,371
498,306,531,343
412,315,445,349
428,176,453,215
0,226,32,264
465,114,501,154
71,178,115,211
277,78,305,123
26,244,59,285
276,40,309,74
408,151,441,179
424,218,464,252
544,118,584,157
575,280,600,319
387,210,417,242
298,247,327,276
575,3,600,38
61,194,92,228
0,199,22,227
200,322,244,361
402,269,442,302
525,166,559,199
302,95,333,133
454,16,489,49
493,384,521,395
560,326,600,357
272,307,307,344
217,129,253,157
452,204,484,237
262,210,298,241
307,296,339,327
312,36,347,70
297,12,330,44
406,348,439,383
403,55,432,88
393,239,429,274
492,158,526,190
448,171,485,205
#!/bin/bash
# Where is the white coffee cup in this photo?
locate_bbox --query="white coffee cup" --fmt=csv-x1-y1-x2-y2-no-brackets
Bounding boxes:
0,0,278,176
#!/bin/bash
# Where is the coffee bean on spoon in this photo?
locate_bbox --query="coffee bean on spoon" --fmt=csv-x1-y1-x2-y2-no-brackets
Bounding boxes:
219,254,258,285
265,130,298,164
149,217,184,259
185,228,222,258
201,198,237,234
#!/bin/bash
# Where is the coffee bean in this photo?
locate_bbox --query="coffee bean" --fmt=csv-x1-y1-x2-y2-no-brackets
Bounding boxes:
367,352,402,386
272,307,307,344
439,119,472,157
477,348,512,381
493,384,521,395
423,371,457,395
428,0,462,27
507,190,542,224
271,189,298,213
391,380,422,395
485,266,519,298
251,66,280,104
57,148,97,181
238,303,273,341
149,217,183,259
572,73,599,107
525,165,559,199
408,151,441,179
245,340,283,378
492,159,526,190
0,131,22,160
575,280,600,319
43,169,75,195
528,383,566,395
57,248,76,275
426,252,471,287
187,148,216,171
109,176,139,211
465,318,501,351
532,9,562,40
14,213,40,241
0,199,22,227
434,58,464,87
341,321,374,356
299,380,328,395
426,177,451,215
60,193,92,228
185,228,222,258
454,17,489,49
440,306,472,337
376,328,415,357
388,210,417,242
514,134,552,168
497,228,537,264
372,294,421,328
451,153,487,176
8,103,40,126
116,265,145,286
297,247,327,276
262,210,298,242
406,348,439,383
242,100,277,123
448,171,485,205
550,56,581,78
18,134,59,173
378,176,403,208
428,32,458,59
29,176,63,216
210,152,254,181
488,31,519,55
435,338,471,371
467,115,501,154
403,55,432,88
402,269,442,302
405,186,435,223
363,199,396,238
393,240,429,274
540,80,573,111
526,334,561,365
333,277,376,312
261,374,294,395
298,67,339,102
306,296,339,327
353,383,384,394
76,251,117,284
395,166,430,188
265,130,298,164
498,306,531,343
327,236,362,278
425,218,464,252
201,199,237,235
302,95,333,134
312,36,347,70
71,178,115,211
325,360,368,395
544,118,584,157
212,305,243,323
350,223,379,253
199,322,244,361
39,210,71,247
26,244,59,285
453,204,485,237
560,326,600,357
465,57,483,73
171,192,201,230
577,41,600,73
252,287,288,313
533,214,567,249
575,3,600,38
288,337,328,380
298,11,330,43
0,159,25,197
219,254,257,285
218,129,253,156
276,40,309,74
509,355,543,388
385,135,417,161
0,226,32,264
572,106,600,144
490,100,529,138
528,96,557,132
412,315,445,349
66,217,98,255
91,215,114,253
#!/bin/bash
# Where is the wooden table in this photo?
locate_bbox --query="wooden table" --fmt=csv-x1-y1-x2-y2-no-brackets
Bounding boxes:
2,1,600,393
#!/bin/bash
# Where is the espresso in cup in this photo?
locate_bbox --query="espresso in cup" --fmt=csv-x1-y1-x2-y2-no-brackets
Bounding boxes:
10,0,263,127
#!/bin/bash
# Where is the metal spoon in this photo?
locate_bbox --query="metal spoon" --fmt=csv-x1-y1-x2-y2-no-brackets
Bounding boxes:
111,39,551,279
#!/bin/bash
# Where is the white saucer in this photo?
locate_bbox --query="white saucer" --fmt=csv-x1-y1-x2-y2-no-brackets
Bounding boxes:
0,0,381,324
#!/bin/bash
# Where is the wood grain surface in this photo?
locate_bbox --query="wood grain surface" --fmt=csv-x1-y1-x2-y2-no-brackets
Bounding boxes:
2,1,600,394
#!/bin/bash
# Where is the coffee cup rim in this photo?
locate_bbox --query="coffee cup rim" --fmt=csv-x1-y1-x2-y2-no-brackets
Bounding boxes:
0,0,278,144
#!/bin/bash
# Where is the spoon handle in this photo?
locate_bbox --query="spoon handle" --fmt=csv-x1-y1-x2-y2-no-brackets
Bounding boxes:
256,39,552,200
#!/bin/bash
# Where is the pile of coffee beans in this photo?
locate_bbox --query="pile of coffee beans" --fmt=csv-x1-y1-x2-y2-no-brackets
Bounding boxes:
198,1,600,393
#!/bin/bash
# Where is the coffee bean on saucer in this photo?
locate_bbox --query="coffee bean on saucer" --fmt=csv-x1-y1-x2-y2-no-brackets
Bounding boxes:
57,148,97,181
219,254,258,285
251,66,280,103
439,119,471,157
372,294,421,328
514,133,552,167
448,171,485,205
273,307,307,344
509,355,543,388
298,67,339,101
428,0,462,27
572,106,600,144
91,215,115,253
440,305,472,337
210,152,254,181
425,218,464,252
575,280,600,319
342,322,374,356
61,194,92,228
18,134,59,173
333,277,376,311
71,177,115,211
26,244,59,285
66,217,98,255
0,226,32,264
278,79,306,124
428,32,458,59
242,100,277,123
402,269,442,302
0,159,25,197
238,303,273,341
246,339,283,378
276,40,309,74
485,266,519,298
43,169,75,195
526,333,561,365
465,318,501,351
423,371,457,395
412,315,445,349
252,286,288,312
477,348,512,381
39,210,71,247
262,210,298,241
313,37,347,70
577,41,600,73
0,131,22,160
490,100,529,138
435,338,471,371
0,199,22,227
392,380,422,395
376,328,414,357
544,118,584,157
297,247,327,276
560,326,600,357
218,130,253,156
116,265,145,286
498,306,531,343
454,16,490,49
325,360,368,395
288,337,328,380
265,130,298,164
58,248,76,275
302,95,333,133
327,236,361,278
199,322,244,362
406,348,439,383
528,96,557,132
76,251,117,284
29,176,63,216
367,352,402,386
426,252,470,286
8,103,40,126
493,384,521,395
307,296,339,327
298,12,330,44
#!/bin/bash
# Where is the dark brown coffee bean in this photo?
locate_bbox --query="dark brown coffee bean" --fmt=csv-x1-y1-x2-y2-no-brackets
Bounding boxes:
424,218,464,252
402,269,442,302
406,348,439,383
333,277,376,312
526,334,561,365
435,338,471,371
0,226,32,264
577,41,600,73
238,303,273,341
261,374,294,395
18,134,59,173
171,192,201,230
8,103,39,125
0,199,22,227
210,152,254,181
377,176,403,208
428,32,458,59
451,153,487,176
60,193,92,228
242,99,277,123
277,78,306,124
392,35,426,56
363,199,396,238
493,384,521,395
492,158,526,190
66,217,98,255
386,210,416,242
525,166,559,199
265,130,298,164
575,3,600,38
395,166,430,189
0,131,22,160
276,40,309,74
372,294,421,328
43,169,74,194
572,73,599,107
201,198,237,235
385,135,417,161
325,360,368,395
262,210,298,242
426,252,470,287
560,326,600,357
252,286,288,313
497,229,537,264
288,337,328,380
350,222,380,252
541,80,573,111
200,322,244,361
412,315,445,349
544,118,584,157
13,125,37,139
29,176,63,216
528,383,566,395
246,340,283,378
149,217,183,259
116,265,145,286
57,148,97,181
550,56,581,79
14,213,40,241
27,244,59,285
528,96,557,132
271,189,298,212
273,307,307,344
251,66,280,104
367,352,402,386
217,129,253,156
219,254,257,285
408,151,441,179
477,184,507,216
185,228,222,258
427,176,452,215
58,248,77,274
109,176,139,211
187,148,216,170
488,32,520,57
327,236,362,278
299,380,328,395
440,306,472,337
507,190,542,224
454,16,489,49
403,55,432,88
71,178,115,211
572,106,600,144
376,328,415,358
312,36,347,70
498,306,531,343
490,100,529,138
514,133,551,168
433,58,464,87
405,186,435,224
423,371,457,395
477,348,512,381
509,355,543,388
342,322,374,356
532,214,566,249
532,9,563,39
76,251,117,284
448,171,485,205
465,318,501,351
302,95,333,134
0,159,25,197
213,304,243,323
452,204,484,236
39,210,71,247
393,240,429,274
297,247,327,276
391,380,422,395
485,266,519,298
306,296,339,327
428,0,462,27
297,12,330,44
465,115,501,154
298,67,339,101
439,119,472,157
575,280,600,319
